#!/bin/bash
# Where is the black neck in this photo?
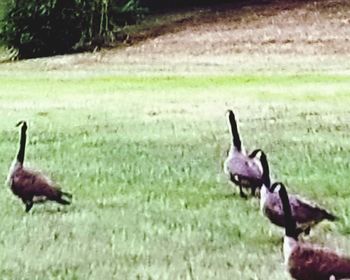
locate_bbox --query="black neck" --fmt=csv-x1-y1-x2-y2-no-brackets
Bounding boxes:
278,184,298,240
228,111,242,151
260,151,271,189
16,123,27,164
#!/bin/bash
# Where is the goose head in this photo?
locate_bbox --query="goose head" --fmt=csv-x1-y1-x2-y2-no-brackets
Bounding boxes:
16,120,27,130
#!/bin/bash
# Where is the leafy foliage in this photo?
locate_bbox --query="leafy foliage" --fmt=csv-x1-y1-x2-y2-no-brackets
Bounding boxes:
0,0,145,58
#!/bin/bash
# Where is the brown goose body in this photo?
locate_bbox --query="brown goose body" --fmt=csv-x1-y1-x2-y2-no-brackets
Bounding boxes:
9,164,71,206
256,151,336,234
224,110,263,198
278,183,350,280
285,237,350,280
7,121,72,212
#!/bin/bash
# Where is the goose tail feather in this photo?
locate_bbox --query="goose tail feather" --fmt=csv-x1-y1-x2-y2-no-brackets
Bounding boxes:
322,210,338,221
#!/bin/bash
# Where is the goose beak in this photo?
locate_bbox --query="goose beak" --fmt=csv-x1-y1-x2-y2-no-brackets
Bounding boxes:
16,121,25,127
226,109,233,115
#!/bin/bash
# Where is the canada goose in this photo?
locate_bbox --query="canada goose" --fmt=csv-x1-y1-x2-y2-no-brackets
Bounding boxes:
7,121,72,212
223,110,263,198
257,151,337,235
278,182,350,280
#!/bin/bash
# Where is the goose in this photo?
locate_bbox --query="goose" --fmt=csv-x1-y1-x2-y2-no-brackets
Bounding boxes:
278,182,350,280
223,110,263,198
7,121,72,212
257,150,337,235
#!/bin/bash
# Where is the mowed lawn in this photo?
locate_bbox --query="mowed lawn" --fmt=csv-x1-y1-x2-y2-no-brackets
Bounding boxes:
0,71,350,279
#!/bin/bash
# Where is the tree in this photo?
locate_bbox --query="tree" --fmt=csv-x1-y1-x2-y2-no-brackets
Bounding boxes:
0,0,145,58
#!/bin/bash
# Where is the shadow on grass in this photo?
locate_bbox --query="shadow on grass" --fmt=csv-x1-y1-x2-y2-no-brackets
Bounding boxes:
124,0,322,47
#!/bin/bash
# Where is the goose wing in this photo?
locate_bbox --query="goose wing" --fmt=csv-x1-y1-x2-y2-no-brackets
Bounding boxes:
289,195,335,224
262,192,335,228
289,244,350,280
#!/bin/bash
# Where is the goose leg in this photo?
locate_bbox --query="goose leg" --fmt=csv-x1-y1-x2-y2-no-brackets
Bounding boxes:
25,201,33,212
304,226,311,236
231,174,248,199
239,184,247,199
251,186,257,197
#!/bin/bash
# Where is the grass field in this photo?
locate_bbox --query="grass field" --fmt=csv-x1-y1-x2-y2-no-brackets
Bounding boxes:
0,68,350,279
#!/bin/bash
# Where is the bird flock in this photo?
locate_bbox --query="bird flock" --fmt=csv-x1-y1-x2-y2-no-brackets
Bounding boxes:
5,113,350,280
224,110,350,280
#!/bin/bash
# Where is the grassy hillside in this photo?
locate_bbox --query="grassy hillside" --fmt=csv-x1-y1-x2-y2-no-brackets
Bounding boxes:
0,72,350,279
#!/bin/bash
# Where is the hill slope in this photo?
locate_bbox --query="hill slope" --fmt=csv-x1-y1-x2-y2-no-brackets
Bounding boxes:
1,0,350,74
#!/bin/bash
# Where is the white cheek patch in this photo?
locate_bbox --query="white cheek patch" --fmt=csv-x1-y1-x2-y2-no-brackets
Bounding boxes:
255,150,262,159
273,184,281,193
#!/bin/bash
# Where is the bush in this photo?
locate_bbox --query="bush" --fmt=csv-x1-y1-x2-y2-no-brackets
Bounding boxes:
0,0,145,59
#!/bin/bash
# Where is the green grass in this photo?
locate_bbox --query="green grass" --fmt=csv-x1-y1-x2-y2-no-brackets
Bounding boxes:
0,70,350,279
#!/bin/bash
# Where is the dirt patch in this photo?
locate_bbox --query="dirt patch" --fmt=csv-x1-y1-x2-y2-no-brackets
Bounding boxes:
120,0,350,56
4,0,350,72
